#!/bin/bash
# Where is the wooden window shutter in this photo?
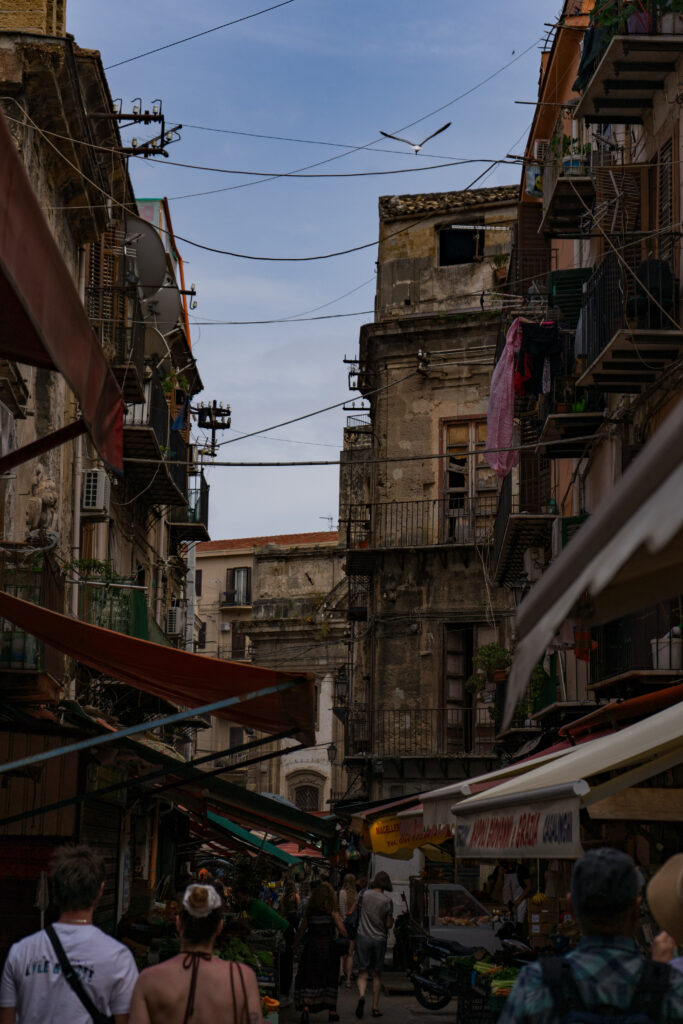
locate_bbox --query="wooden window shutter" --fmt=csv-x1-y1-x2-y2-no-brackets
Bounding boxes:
195,569,202,597
244,568,252,605
232,631,246,659
225,568,235,604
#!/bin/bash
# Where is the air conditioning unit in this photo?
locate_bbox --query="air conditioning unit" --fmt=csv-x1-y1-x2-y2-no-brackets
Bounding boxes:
219,622,231,633
82,469,110,515
533,138,551,162
166,606,186,636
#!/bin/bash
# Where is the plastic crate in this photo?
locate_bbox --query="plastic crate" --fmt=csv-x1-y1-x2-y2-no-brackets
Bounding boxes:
458,991,507,1024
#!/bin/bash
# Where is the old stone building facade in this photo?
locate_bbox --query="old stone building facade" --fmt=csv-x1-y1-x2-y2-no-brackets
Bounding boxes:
195,532,348,810
339,186,519,802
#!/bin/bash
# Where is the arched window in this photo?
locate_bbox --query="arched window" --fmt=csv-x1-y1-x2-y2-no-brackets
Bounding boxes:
294,785,320,812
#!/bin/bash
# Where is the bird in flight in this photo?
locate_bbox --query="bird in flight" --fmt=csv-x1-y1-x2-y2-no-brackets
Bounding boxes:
379,121,451,154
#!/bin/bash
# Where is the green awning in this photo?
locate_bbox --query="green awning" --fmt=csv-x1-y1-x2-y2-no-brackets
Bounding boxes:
206,810,302,866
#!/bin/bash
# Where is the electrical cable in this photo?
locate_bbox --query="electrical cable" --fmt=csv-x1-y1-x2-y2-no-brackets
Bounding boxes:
135,154,517,178
122,433,605,469
104,0,297,69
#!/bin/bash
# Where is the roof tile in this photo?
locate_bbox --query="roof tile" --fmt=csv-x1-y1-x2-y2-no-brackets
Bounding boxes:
197,531,339,553
379,184,518,220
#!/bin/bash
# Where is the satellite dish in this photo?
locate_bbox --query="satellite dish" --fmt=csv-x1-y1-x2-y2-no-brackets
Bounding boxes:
142,275,184,335
125,215,167,298
144,326,171,364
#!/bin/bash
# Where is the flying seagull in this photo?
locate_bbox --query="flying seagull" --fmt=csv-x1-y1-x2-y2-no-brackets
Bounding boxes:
379,121,452,154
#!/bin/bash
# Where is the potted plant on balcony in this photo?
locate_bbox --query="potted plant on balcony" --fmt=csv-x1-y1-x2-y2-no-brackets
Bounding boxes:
492,253,510,285
552,134,592,177
466,642,513,694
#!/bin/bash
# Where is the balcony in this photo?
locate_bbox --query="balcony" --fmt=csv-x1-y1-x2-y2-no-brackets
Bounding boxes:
493,467,557,587
168,471,210,543
344,705,497,759
108,325,145,404
343,496,498,553
0,547,64,700
589,596,683,697
0,359,29,418
79,581,149,640
540,156,595,238
575,5,683,125
576,249,683,393
123,367,186,506
538,373,607,459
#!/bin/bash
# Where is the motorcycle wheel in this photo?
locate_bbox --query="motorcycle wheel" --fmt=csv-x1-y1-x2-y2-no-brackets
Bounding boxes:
413,969,451,1011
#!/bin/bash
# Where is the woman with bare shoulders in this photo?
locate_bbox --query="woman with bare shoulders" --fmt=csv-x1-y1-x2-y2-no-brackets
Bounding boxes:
129,884,263,1024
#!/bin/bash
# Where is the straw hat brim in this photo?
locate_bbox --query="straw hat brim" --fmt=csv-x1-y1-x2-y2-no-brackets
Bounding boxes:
646,854,683,946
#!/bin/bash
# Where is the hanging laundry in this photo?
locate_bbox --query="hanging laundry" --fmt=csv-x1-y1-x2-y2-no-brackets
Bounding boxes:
542,357,551,395
486,317,523,478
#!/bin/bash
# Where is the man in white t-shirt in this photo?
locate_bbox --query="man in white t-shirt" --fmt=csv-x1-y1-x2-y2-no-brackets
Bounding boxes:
0,844,138,1024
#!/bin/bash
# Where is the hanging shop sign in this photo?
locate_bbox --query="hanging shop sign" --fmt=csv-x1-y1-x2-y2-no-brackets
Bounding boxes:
369,815,452,858
454,798,583,859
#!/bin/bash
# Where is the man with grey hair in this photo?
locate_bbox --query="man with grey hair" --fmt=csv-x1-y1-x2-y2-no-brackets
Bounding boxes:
0,844,138,1024
498,847,683,1023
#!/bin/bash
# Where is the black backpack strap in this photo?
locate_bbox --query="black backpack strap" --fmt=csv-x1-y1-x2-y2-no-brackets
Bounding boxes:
540,956,586,1016
630,959,672,1019
45,925,113,1024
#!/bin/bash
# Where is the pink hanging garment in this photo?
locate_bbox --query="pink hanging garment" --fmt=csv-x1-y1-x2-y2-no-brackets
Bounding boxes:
486,317,523,478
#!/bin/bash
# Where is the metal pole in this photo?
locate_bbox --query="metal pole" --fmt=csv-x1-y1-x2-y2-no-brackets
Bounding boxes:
0,679,301,777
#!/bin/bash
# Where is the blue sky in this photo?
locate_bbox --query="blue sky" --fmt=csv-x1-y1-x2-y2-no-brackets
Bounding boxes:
68,0,551,539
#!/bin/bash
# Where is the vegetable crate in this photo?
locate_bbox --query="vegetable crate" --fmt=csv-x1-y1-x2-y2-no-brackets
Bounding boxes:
457,991,507,1024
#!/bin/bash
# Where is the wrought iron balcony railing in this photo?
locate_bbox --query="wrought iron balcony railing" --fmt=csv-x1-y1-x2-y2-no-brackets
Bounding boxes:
0,548,64,679
343,496,498,550
591,596,683,686
123,366,170,449
345,705,497,758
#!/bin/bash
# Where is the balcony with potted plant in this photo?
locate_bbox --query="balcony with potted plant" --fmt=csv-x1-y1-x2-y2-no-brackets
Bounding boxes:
574,1,683,127
540,130,596,237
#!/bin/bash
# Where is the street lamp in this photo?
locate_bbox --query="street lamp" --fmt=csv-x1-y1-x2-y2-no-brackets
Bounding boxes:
327,742,338,764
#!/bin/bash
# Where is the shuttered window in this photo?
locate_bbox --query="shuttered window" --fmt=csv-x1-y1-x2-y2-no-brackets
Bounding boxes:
225,567,251,605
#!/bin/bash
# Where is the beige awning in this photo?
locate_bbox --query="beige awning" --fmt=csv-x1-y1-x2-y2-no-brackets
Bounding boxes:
504,398,683,730
452,701,683,858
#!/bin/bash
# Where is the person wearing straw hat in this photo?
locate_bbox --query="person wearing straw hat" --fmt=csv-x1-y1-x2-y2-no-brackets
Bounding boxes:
499,847,683,1024
648,854,683,974
129,884,263,1024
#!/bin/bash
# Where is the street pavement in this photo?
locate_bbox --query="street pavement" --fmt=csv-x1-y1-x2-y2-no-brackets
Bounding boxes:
281,972,457,1024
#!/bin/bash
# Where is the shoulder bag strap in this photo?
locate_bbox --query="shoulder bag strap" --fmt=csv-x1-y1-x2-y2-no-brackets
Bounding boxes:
540,957,584,1015
45,925,113,1024
235,961,249,1024
631,959,671,1017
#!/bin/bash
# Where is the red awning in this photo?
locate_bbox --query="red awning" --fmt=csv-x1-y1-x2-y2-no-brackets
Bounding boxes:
0,109,123,471
0,590,315,743
559,683,683,740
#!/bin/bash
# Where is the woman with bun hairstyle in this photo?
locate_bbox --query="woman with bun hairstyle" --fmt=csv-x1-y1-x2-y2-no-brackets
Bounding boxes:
129,884,263,1024
294,881,347,1024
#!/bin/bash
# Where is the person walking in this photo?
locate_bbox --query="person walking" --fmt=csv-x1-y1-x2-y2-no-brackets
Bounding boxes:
0,844,138,1024
338,873,357,989
294,882,347,1024
498,847,683,1024
129,883,262,1024
278,880,300,1002
354,871,394,1020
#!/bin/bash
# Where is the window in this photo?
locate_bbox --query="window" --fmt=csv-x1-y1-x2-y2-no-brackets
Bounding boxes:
225,567,251,606
294,785,320,812
197,621,206,649
229,726,244,748
439,226,484,267
443,420,497,541
231,631,246,659
444,625,473,752
195,569,202,597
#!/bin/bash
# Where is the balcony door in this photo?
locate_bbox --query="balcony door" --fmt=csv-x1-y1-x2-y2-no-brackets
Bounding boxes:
443,420,497,542
444,625,474,753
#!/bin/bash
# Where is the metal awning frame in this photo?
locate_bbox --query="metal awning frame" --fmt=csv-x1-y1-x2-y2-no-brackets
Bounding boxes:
0,680,300,778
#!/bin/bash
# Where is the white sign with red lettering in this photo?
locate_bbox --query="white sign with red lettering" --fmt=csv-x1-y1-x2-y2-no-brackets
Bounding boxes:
453,798,583,859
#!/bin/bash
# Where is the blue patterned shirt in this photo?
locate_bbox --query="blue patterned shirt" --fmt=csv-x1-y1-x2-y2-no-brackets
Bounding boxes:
497,935,683,1023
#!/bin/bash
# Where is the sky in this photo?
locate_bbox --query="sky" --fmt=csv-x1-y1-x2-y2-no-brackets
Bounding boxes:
68,0,554,539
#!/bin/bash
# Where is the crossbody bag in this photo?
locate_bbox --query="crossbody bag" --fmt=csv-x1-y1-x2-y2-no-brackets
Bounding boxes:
45,924,114,1024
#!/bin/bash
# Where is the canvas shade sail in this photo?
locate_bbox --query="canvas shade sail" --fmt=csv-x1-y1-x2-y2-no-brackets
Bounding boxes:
0,590,315,743
0,109,123,471
504,398,683,730
452,701,683,857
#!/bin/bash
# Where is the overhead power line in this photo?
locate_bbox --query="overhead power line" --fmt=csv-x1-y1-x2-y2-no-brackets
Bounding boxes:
137,154,516,178
105,0,297,69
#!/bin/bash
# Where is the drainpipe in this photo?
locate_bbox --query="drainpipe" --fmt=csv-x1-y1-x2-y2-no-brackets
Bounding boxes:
185,541,197,651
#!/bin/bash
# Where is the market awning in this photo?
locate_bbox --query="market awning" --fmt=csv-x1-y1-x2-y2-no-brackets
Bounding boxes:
420,746,578,830
365,811,452,860
205,810,302,865
0,590,315,743
0,108,123,471
452,701,683,859
505,398,683,729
